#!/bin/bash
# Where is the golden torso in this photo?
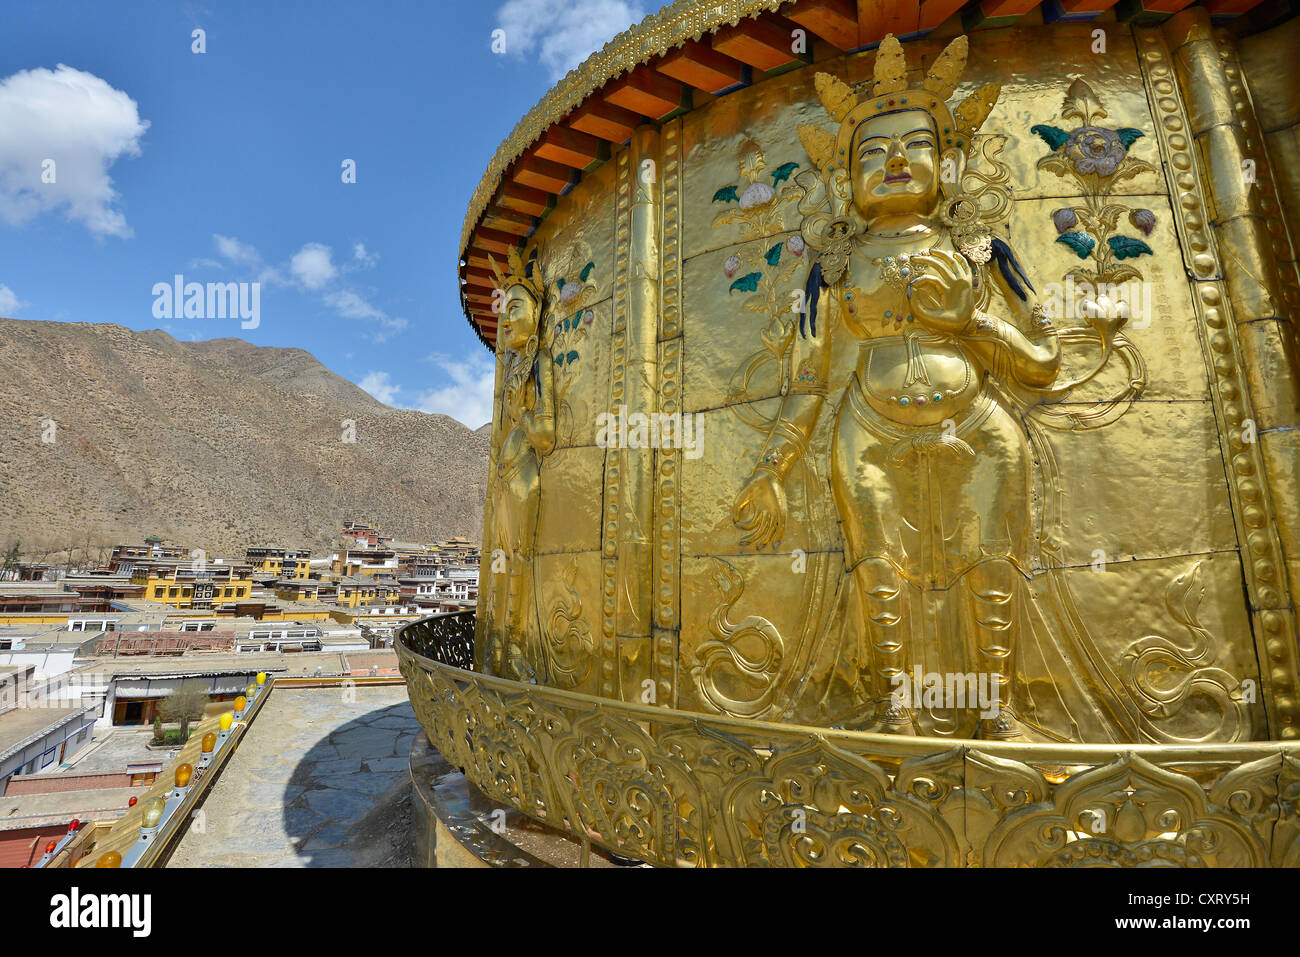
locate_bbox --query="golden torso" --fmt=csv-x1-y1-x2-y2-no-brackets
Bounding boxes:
498,353,538,479
836,229,983,427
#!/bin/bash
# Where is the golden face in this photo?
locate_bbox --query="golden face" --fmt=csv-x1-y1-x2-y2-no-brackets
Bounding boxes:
850,109,946,221
499,283,538,352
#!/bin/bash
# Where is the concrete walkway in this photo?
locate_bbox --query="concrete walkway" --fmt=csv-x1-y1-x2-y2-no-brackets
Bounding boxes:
168,685,420,867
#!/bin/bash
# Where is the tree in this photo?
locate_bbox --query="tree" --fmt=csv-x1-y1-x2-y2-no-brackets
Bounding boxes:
1,540,19,580
157,687,209,741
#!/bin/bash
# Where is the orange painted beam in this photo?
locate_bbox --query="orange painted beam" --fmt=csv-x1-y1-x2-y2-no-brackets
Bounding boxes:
1058,0,1120,11
534,126,607,169
975,0,1039,18
1200,0,1266,13
498,181,551,217
918,0,971,30
604,64,686,119
656,39,747,93
467,251,496,271
464,267,496,287
858,0,922,43
786,0,859,50
482,205,534,236
568,98,642,143
463,273,497,294
712,13,808,71
512,151,574,194
472,227,518,256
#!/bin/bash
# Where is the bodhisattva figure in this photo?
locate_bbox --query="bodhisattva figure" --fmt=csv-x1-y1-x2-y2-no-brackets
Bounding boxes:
733,35,1066,739
488,246,555,681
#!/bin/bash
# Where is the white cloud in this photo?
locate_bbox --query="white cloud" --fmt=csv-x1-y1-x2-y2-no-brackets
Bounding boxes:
323,289,407,339
0,64,149,237
415,352,496,429
359,370,401,406
214,234,261,266
353,242,377,267
289,242,336,290
496,0,645,80
195,234,403,341
0,283,27,315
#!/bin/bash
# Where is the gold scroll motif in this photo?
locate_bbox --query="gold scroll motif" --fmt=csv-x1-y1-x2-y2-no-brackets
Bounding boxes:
398,635,1300,867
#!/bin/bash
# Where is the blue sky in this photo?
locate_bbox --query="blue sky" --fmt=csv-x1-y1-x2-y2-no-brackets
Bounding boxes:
0,0,647,428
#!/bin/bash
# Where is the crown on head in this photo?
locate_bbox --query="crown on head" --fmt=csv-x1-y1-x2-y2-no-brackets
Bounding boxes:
799,34,1000,174
487,244,544,304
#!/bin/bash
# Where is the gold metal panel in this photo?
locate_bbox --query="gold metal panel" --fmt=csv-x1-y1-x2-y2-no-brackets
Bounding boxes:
677,551,846,721
1238,320,1300,430
1045,400,1238,566
534,549,604,695
537,445,607,556
1259,429,1300,559
680,70,822,263
547,300,612,452
1050,554,1265,742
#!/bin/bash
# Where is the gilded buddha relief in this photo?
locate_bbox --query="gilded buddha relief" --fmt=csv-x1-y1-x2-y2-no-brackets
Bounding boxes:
485,245,555,682
714,34,1252,743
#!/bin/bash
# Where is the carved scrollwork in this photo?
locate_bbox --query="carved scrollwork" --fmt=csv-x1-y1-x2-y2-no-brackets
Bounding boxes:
691,558,786,718
1122,562,1252,743
397,623,1300,867
984,753,1268,867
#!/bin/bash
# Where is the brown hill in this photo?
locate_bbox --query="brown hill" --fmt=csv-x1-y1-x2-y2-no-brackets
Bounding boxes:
0,318,490,558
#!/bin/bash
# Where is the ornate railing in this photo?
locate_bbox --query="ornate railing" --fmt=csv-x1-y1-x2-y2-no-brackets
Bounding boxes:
396,613,1300,867
398,609,475,671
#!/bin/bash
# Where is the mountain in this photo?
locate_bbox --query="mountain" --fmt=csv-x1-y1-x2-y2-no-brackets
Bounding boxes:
0,318,491,558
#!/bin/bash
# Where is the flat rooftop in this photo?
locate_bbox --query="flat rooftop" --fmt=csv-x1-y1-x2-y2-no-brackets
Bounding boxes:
69,651,356,678
0,705,94,761
0,786,141,831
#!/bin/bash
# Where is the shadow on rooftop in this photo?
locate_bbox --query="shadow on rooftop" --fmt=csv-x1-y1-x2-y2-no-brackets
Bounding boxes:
280,696,419,867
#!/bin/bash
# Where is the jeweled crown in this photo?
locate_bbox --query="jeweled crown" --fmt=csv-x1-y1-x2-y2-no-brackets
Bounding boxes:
487,244,544,304
799,34,1000,174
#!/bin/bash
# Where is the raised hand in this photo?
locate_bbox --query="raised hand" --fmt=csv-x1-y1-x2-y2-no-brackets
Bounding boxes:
908,248,975,334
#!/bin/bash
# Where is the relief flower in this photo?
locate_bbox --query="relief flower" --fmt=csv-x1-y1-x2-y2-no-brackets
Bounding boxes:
786,235,805,256
558,280,582,304
1129,208,1156,236
738,181,776,209
723,254,741,278
582,309,594,325
1064,126,1129,177
1052,208,1078,234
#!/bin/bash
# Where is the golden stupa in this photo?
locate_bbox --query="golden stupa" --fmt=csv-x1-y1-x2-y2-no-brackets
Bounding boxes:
398,0,1300,867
